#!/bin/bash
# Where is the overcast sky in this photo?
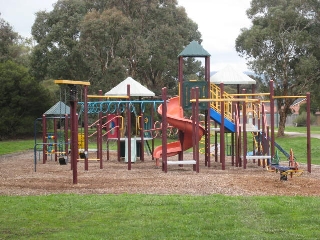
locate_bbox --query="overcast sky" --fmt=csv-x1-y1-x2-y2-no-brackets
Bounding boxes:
1,0,252,72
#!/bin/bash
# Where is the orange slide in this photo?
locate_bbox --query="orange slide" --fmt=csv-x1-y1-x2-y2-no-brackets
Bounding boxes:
153,96,205,160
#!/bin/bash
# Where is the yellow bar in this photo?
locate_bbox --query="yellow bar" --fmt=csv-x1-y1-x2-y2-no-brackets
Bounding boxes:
190,98,261,103
54,80,90,86
229,93,270,96
273,96,306,99
87,95,129,99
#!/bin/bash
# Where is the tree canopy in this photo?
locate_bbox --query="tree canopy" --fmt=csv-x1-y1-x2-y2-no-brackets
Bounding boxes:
0,15,52,139
0,61,51,140
235,0,320,136
30,0,203,94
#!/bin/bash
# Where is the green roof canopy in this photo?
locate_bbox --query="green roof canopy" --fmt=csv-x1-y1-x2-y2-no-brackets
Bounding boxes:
44,101,70,115
178,40,211,57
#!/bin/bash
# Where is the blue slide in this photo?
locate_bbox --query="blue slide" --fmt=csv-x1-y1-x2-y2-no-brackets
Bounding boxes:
209,108,236,132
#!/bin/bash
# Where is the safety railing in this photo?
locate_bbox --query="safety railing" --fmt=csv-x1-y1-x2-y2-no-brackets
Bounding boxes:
209,83,234,122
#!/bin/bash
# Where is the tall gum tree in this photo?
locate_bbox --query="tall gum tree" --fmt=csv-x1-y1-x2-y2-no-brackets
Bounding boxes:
235,0,320,137
31,0,203,94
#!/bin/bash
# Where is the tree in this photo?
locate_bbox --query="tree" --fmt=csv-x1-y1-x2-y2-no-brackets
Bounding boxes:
30,0,203,94
0,15,17,62
30,0,89,82
0,61,51,140
0,14,32,67
235,0,320,137
79,7,130,92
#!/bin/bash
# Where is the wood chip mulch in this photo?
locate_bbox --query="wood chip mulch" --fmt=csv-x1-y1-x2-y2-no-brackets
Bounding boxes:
1,151,319,196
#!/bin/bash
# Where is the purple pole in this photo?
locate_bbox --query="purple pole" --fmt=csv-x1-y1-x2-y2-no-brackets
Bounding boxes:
220,83,225,170
205,56,211,168
195,87,200,173
84,85,89,171
243,100,247,169
306,92,311,173
69,84,78,184
54,118,57,162
162,88,168,172
127,84,131,170
269,80,275,157
42,115,47,164
64,114,69,158
97,123,103,169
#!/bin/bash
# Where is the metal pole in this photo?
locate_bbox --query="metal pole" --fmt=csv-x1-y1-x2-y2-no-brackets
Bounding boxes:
269,80,275,157
42,115,47,164
162,88,168,172
220,83,225,170
127,84,131,170
69,84,78,184
84,86,89,171
306,92,311,173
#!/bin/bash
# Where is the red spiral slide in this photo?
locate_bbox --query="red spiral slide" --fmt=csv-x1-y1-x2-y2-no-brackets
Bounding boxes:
153,96,205,159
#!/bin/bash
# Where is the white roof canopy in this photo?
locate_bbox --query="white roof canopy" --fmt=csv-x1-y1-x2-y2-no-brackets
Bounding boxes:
105,77,155,97
210,65,256,85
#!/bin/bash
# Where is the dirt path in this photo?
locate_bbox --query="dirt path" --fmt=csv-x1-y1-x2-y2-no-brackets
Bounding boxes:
0,151,319,196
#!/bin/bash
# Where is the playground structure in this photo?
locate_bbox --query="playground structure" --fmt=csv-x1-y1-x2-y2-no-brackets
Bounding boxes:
35,41,312,184
34,101,70,171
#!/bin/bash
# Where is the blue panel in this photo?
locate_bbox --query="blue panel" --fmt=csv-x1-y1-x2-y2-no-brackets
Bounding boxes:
209,108,235,132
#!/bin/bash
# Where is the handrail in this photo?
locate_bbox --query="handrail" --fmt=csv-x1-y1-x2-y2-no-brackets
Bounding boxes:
209,83,233,121
209,83,265,123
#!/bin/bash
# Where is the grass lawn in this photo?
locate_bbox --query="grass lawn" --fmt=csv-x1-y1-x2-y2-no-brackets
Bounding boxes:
1,194,320,239
1,128,320,239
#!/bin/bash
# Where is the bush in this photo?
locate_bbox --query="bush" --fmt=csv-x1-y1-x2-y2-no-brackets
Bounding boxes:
293,112,316,127
0,61,52,140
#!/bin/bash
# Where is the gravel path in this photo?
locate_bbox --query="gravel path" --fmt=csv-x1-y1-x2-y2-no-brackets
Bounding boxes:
0,150,319,196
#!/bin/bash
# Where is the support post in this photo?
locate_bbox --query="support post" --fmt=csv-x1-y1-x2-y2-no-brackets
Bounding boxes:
64,114,69,159
205,56,211,168
162,88,168,172
42,115,47,164
127,84,131,170
306,92,311,173
69,84,78,184
269,80,275,157
84,85,89,171
243,100,247,169
220,83,225,170
54,118,58,161
97,123,103,169
195,87,200,173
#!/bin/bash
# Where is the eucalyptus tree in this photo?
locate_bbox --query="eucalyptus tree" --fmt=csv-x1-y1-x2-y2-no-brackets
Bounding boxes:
30,0,89,82
30,0,202,94
0,15,32,67
0,15,17,62
235,0,320,136
81,0,203,93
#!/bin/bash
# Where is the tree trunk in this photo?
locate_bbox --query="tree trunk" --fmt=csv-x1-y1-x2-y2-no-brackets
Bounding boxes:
277,109,287,137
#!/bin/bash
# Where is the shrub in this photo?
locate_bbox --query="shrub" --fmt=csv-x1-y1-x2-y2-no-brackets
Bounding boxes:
293,112,316,126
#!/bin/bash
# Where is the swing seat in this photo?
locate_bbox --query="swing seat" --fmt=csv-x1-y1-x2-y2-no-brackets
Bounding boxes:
59,157,67,165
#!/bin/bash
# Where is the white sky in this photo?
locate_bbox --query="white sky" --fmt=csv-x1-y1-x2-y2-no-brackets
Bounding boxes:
0,0,252,72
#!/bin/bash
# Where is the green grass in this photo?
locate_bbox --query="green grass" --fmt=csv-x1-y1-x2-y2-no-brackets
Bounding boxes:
0,139,36,154
273,137,320,165
1,129,320,165
1,194,320,239
1,129,320,239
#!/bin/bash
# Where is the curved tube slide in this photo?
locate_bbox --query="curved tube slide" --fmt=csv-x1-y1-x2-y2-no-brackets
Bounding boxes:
153,96,205,159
